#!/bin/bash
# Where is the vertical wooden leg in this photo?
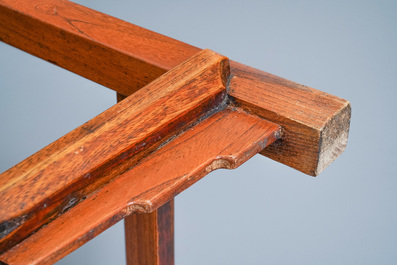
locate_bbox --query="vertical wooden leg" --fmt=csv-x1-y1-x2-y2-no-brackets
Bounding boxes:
124,200,174,265
118,93,174,265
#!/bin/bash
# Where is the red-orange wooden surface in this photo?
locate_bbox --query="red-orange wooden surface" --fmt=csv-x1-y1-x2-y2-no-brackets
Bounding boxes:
0,0,351,264
0,0,351,176
0,49,228,251
0,106,280,264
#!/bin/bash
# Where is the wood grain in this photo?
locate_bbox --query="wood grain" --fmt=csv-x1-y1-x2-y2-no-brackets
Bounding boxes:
0,1,351,263
125,200,174,265
0,107,281,265
0,49,229,252
229,61,351,175
0,0,200,95
0,0,351,175
118,93,175,265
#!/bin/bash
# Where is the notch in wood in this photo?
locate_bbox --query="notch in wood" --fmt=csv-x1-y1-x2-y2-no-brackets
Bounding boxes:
0,49,229,252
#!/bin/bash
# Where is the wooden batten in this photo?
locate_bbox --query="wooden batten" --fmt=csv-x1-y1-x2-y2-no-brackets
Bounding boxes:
0,49,229,252
0,0,351,176
229,61,351,176
0,0,351,263
0,107,281,264
0,0,200,95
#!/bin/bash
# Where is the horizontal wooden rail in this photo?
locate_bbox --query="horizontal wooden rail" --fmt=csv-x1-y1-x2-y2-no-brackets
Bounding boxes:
229,62,351,175
0,49,229,251
0,106,280,264
0,0,198,95
0,0,351,176
0,0,351,263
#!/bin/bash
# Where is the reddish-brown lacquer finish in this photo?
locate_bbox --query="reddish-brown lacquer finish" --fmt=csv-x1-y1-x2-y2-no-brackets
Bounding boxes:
229,61,351,175
117,94,175,265
0,0,200,95
0,107,281,264
125,200,174,265
0,49,229,252
0,0,351,176
0,0,351,263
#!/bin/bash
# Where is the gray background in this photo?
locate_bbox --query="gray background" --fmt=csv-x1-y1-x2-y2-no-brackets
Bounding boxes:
1,0,396,264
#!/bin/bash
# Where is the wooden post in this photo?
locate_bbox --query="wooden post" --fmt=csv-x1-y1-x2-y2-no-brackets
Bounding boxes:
118,93,174,265
124,200,174,265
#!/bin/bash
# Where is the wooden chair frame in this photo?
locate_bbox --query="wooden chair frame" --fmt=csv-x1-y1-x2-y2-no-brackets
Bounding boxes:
0,1,351,264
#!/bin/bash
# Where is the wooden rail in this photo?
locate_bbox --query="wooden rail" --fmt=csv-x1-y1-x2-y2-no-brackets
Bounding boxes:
0,0,351,264
0,0,350,176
